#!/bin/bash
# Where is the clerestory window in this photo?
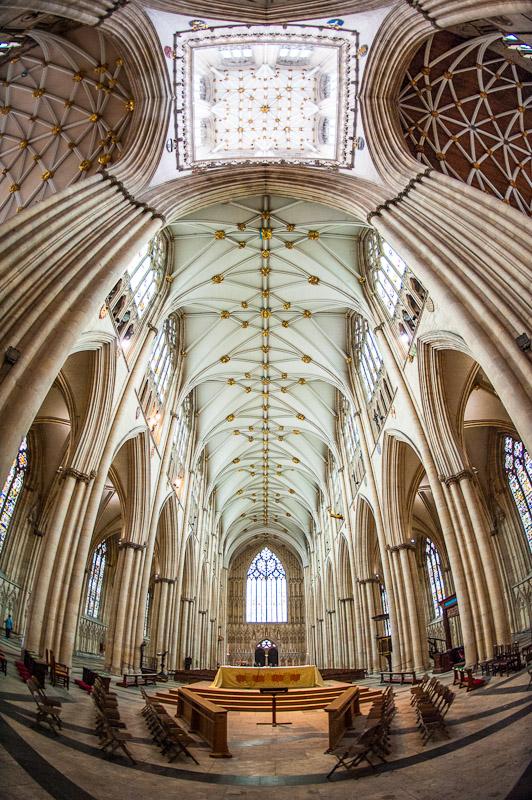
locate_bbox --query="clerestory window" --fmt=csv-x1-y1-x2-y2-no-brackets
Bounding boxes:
426,538,444,619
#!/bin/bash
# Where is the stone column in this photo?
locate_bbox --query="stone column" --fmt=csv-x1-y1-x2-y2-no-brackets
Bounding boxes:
105,542,144,674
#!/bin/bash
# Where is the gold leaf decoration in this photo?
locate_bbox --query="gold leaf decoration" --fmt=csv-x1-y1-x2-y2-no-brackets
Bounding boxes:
302,310,312,318
227,378,235,385
286,223,295,232
227,414,235,422
285,242,294,249
220,310,230,319
261,250,270,259
308,230,319,240
308,275,319,285
212,274,224,283
79,160,92,171
237,223,246,231
302,355,311,363
221,355,230,363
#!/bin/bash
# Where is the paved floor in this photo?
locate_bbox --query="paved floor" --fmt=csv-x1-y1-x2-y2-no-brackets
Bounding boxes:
1,642,531,800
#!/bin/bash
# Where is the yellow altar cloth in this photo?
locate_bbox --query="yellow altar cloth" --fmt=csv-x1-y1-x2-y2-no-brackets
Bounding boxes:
211,665,325,689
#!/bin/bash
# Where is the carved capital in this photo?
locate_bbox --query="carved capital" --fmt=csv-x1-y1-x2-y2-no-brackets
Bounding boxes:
443,469,472,487
390,542,416,553
154,576,175,585
147,323,158,334
119,540,146,552
62,467,94,484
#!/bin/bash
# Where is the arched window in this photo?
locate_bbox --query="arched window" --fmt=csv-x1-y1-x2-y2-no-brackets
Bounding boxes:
149,315,178,403
246,547,287,623
504,436,532,553
143,591,150,638
354,317,383,400
126,234,165,317
0,437,27,557
380,584,391,636
85,542,106,618
173,394,191,473
365,231,427,348
426,539,444,618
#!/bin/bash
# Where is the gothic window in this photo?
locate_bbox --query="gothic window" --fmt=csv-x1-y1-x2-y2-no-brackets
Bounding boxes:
380,584,391,635
504,436,532,553
354,316,383,400
126,234,165,317
365,231,427,348
277,46,313,65
144,591,150,637
219,46,254,65
426,539,444,618
0,438,27,557
85,541,106,618
173,394,191,473
246,547,287,623
149,315,178,402
343,399,364,491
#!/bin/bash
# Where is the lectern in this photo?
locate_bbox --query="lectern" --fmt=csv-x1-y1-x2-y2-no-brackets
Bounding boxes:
257,687,292,727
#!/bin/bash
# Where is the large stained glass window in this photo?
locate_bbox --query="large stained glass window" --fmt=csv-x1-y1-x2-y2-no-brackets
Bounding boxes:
426,539,444,618
354,317,383,400
0,438,27,557
125,234,165,317
85,541,106,618
149,315,178,402
366,232,426,348
246,547,287,623
380,585,391,636
504,436,532,553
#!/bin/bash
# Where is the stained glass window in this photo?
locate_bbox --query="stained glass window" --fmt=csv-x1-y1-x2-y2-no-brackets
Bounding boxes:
354,317,383,400
173,394,191,472
125,234,165,317
149,315,178,401
85,541,106,618
426,539,444,618
366,232,426,347
0,438,27,557
504,435,532,553
144,592,150,637
246,547,287,623
344,402,360,465
380,585,391,636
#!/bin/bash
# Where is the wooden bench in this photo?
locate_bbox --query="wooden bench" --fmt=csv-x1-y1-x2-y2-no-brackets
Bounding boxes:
324,686,362,751
176,686,232,758
116,672,158,687
380,671,419,685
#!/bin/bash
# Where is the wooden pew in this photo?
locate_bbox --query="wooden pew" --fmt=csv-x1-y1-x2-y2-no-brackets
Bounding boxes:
116,672,158,687
380,670,419,685
176,686,232,758
324,686,362,751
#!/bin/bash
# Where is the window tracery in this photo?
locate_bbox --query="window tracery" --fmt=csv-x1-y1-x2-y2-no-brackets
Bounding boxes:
246,546,287,623
426,538,444,618
0,438,27,557
353,315,393,439
380,585,391,636
106,233,166,345
504,435,532,553
85,541,106,619
365,231,427,348
173,394,192,477
342,399,364,492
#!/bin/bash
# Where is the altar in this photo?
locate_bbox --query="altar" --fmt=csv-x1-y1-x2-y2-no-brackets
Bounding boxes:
211,664,325,689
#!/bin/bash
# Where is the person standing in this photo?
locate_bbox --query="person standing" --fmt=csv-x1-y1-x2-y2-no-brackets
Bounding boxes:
4,615,13,638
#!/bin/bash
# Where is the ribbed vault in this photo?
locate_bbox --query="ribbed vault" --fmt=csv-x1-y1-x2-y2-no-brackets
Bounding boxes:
166,194,368,560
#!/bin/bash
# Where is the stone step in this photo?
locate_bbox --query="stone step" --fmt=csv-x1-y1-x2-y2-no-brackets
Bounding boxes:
155,684,382,712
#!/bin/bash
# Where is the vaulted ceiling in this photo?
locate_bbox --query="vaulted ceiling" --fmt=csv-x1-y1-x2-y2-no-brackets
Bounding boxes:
167,195,369,562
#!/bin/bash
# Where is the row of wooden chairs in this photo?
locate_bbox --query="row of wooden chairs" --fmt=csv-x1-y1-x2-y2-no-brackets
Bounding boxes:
326,685,395,780
411,675,454,745
140,687,199,764
477,643,521,677
26,676,63,735
91,676,136,764
453,667,485,692
0,648,7,675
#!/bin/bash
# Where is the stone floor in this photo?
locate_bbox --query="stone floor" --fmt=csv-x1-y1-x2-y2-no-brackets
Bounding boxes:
1,641,531,800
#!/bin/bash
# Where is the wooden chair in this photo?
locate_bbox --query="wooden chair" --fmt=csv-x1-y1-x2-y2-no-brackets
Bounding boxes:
462,668,485,692
49,651,70,690
326,724,385,779
0,649,7,676
26,677,62,734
